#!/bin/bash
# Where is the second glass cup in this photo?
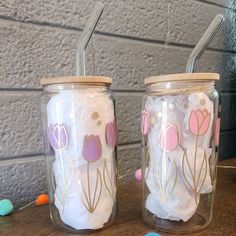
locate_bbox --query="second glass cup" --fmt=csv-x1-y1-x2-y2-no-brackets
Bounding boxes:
141,73,220,233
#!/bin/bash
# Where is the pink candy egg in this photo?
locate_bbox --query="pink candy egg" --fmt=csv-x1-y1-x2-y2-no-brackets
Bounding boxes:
135,168,142,181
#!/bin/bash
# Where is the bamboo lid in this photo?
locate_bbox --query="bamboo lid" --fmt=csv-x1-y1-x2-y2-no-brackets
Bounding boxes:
40,76,112,86
144,73,220,85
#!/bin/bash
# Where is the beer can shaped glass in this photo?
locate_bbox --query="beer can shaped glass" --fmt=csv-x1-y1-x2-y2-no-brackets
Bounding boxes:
40,76,117,233
141,73,220,233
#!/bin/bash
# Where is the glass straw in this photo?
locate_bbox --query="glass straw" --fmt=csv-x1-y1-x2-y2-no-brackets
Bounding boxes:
186,14,225,73
76,2,104,76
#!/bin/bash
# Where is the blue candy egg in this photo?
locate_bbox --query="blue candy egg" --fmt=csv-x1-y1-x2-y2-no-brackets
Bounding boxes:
0,199,14,216
144,232,161,236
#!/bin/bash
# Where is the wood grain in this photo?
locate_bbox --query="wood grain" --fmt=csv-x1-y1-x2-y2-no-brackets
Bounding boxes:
0,161,235,236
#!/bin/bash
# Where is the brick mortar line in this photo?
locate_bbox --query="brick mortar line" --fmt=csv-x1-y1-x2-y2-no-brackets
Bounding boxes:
0,143,141,162
167,42,235,54
113,89,144,93
221,129,236,134
0,134,235,164
0,88,144,93
94,31,236,54
221,91,236,95
114,91,144,96
195,0,236,12
0,88,42,92
118,142,141,150
0,88,234,93
0,88,234,96
0,138,235,162
0,86,234,95
0,16,235,54
0,153,44,161
0,154,44,164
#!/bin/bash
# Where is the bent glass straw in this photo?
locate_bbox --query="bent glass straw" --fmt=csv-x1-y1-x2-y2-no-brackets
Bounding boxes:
186,14,225,73
76,2,104,76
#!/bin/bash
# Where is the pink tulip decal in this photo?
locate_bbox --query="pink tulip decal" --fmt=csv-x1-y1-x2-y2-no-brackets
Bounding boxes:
105,121,117,149
83,135,102,162
141,110,150,135
159,123,179,152
182,108,212,204
189,109,211,136
215,118,220,146
156,123,179,202
47,124,68,151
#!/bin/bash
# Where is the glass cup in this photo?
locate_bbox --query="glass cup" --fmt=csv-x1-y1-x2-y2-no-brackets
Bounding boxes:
141,73,220,233
40,76,118,233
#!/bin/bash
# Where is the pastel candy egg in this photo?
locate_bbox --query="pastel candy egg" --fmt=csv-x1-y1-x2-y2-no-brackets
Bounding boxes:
35,194,49,206
0,199,14,216
135,168,142,181
145,233,161,236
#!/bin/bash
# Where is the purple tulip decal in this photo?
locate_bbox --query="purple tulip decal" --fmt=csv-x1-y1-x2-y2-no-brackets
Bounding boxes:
83,135,102,162
81,135,103,213
105,121,117,149
47,124,68,151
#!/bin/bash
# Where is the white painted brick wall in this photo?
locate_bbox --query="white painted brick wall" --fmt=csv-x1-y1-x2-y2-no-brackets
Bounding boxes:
0,0,235,207
168,0,236,51
0,0,168,40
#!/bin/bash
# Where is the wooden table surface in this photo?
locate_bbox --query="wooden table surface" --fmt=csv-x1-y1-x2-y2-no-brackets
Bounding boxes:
0,159,236,236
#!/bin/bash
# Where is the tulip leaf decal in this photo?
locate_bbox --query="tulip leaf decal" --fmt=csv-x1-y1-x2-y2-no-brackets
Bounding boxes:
182,149,207,204
81,135,102,213
182,109,211,204
51,164,69,207
47,124,68,151
152,152,178,203
81,165,102,214
103,159,116,199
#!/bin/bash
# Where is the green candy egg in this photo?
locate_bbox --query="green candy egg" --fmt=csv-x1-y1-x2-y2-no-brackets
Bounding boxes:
0,199,14,216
